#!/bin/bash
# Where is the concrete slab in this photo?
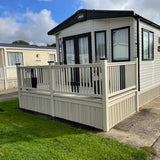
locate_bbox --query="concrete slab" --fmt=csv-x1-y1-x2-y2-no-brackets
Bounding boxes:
98,97,160,157
0,91,18,102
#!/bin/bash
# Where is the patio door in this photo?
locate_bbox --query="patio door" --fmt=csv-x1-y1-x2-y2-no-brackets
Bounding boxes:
63,33,92,92
64,32,91,64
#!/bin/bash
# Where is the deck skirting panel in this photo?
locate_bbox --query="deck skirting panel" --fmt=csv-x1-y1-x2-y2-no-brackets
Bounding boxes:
139,84,160,107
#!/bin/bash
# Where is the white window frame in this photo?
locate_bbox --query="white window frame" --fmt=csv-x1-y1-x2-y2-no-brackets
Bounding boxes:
48,53,56,62
7,52,24,67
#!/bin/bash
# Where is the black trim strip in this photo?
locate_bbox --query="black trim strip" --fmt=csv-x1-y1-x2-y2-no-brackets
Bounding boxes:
120,65,126,90
137,18,140,91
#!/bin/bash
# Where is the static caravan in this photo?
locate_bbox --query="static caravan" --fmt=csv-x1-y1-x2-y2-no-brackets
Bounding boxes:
0,43,56,91
16,9,160,131
48,9,160,107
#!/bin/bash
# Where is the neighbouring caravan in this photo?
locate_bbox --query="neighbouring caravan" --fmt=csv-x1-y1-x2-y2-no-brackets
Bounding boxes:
0,43,56,91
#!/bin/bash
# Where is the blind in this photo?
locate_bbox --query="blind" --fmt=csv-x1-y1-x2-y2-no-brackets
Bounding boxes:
7,52,24,66
112,28,129,61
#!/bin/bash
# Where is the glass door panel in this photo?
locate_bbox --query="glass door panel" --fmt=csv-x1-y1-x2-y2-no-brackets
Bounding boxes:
78,37,89,64
65,39,75,64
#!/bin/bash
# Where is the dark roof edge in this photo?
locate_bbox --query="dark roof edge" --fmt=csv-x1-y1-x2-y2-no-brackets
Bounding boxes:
0,43,56,50
48,9,135,35
135,14,160,30
48,9,160,35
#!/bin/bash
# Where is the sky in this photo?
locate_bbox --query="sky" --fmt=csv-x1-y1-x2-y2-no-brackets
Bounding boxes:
0,0,160,46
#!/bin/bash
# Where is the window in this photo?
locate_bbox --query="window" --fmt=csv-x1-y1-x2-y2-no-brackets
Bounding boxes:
142,29,154,60
112,27,130,61
95,31,106,62
7,52,23,66
48,53,56,62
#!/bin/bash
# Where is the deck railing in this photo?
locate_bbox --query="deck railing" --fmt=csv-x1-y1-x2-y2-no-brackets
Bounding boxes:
53,63,102,97
107,61,136,97
17,60,137,98
18,66,50,91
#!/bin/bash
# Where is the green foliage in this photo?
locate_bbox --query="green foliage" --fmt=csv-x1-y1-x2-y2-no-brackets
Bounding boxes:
0,100,152,160
47,43,56,47
12,40,30,45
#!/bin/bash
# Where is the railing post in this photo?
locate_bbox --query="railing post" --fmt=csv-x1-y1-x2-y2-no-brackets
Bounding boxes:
101,58,109,131
48,61,54,117
16,63,22,108
135,58,139,112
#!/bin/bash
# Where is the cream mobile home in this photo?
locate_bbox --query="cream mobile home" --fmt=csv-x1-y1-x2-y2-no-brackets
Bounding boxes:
0,43,56,91
16,10,160,131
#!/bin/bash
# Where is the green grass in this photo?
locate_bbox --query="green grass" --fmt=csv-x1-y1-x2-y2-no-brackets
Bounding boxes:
0,99,152,160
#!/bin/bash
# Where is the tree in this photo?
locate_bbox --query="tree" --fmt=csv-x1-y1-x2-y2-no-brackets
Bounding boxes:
47,43,56,47
12,40,30,45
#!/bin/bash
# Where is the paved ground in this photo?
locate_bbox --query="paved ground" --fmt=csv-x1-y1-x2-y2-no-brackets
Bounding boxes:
99,97,160,159
0,89,18,102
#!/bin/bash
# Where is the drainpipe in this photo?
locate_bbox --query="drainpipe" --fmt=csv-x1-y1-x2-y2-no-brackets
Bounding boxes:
136,15,140,91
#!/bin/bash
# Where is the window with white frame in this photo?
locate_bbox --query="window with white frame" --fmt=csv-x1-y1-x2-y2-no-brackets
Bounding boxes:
112,27,130,61
142,29,154,60
48,53,56,62
7,52,24,66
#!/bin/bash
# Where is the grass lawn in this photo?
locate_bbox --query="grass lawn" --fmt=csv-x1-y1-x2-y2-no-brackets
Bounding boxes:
0,99,153,160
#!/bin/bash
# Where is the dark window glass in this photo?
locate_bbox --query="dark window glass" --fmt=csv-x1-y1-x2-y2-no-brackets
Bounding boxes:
95,31,106,62
142,29,154,60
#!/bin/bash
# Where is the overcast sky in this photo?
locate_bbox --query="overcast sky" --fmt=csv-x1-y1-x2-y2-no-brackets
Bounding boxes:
0,0,159,46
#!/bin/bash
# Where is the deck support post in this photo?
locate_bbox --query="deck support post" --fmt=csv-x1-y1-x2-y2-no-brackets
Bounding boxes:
101,59,109,131
16,63,21,108
135,58,139,112
48,61,55,117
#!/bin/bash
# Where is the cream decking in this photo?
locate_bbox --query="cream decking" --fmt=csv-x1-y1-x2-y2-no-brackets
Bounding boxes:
17,59,138,131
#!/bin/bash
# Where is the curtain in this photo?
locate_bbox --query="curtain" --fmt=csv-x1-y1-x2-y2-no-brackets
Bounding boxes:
49,54,55,61
7,52,23,66
66,40,75,64
78,37,89,64
96,32,105,61
143,31,149,59
113,28,129,61
79,37,89,83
